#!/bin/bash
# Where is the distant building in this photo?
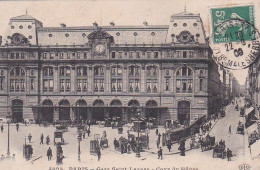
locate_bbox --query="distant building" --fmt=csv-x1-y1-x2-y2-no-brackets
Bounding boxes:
0,12,222,124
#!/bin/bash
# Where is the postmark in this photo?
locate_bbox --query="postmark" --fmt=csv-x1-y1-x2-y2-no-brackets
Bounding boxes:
210,5,260,70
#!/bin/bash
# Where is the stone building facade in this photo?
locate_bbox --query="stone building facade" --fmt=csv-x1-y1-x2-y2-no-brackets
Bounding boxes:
0,12,222,124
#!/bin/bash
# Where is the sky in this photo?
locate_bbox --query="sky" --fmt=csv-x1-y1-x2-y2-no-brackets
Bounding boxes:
0,0,260,85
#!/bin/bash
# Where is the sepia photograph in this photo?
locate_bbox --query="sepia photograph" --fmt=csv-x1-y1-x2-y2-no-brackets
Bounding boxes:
0,0,259,169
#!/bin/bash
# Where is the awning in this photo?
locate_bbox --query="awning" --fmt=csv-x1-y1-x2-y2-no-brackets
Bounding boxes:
247,122,259,134
245,107,255,116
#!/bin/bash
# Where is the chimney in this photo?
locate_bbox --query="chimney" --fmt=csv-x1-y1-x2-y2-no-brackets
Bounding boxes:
0,36,2,46
110,21,115,26
93,22,98,27
143,21,148,26
60,23,66,28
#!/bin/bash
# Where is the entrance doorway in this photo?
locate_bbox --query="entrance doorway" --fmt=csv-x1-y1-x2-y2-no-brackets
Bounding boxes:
92,100,105,121
11,99,23,122
128,100,140,122
109,100,123,120
145,100,158,119
177,101,190,125
41,100,54,122
59,100,70,120
75,100,87,121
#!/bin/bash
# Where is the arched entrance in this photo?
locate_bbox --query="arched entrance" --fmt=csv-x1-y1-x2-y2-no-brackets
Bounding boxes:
75,100,87,121
59,100,70,120
92,99,105,121
128,100,140,122
110,100,123,120
11,99,23,122
178,101,190,125
145,100,158,119
41,100,54,122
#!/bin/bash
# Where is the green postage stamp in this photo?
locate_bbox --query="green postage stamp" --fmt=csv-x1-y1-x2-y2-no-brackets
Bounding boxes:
211,5,255,43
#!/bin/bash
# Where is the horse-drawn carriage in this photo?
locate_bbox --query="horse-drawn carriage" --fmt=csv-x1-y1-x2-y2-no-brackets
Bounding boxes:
54,130,65,145
236,124,244,135
131,119,147,132
56,124,68,132
199,135,215,152
212,146,226,159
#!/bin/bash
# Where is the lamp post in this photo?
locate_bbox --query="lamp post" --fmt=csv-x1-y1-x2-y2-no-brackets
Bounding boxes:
77,135,81,162
6,113,12,158
136,111,141,157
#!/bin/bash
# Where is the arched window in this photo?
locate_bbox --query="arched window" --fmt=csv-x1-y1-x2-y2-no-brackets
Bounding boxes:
10,67,25,92
60,66,71,92
77,66,88,92
111,65,123,92
176,66,193,93
146,66,158,93
94,66,105,92
43,67,54,92
128,65,140,93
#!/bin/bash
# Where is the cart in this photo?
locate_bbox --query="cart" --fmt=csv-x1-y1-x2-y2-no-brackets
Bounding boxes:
213,146,226,159
54,130,65,145
236,124,244,135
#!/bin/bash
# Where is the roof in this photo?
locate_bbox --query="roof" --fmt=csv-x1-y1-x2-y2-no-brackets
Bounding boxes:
10,14,42,24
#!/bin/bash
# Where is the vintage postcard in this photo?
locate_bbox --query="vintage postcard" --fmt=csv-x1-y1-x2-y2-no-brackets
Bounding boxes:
0,0,259,170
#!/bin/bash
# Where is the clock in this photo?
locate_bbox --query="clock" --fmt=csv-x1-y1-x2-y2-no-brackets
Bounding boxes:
95,44,106,54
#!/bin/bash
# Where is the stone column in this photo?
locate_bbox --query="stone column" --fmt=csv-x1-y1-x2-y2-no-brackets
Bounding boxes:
54,65,59,93
123,65,128,93
141,64,146,93
105,65,110,93
88,66,93,93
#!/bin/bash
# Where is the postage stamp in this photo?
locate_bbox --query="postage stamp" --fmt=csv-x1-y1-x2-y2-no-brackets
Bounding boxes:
210,5,260,70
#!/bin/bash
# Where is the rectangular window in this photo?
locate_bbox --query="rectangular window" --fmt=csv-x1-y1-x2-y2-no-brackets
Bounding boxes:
111,79,116,92
55,52,59,57
83,68,87,76
30,79,34,90
77,68,82,76
136,52,140,58
188,80,193,93
154,52,159,58
50,53,54,59
183,51,187,58
189,51,194,58
67,53,70,59
129,80,134,92
77,52,80,59
135,79,140,92
49,79,54,92
82,80,87,91
199,79,203,91
100,79,104,91
84,52,87,59
94,79,98,92
153,79,158,93
21,53,25,59
21,80,25,91
65,79,71,91
147,80,151,93
10,80,15,92
142,52,145,58
77,80,81,92
111,52,116,59
0,78,3,90
49,68,53,76
129,52,133,59
10,53,15,59
16,53,19,59
60,79,65,91
147,52,151,58
176,80,181,93
176,51,181,58
60,53,64,59
117,79,122,92
72,53,75,57
43,79,48,92
166,79,169,91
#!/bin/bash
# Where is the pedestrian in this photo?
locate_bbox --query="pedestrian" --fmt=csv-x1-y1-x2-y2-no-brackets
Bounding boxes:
46,135,50,145
156,128,158,135
28,133,32,143
158,147,163,160
156,140,160,149
127,143,131,154
40,134,44,144
121,144,124,154
228,125,231,134
1,124,3,132
209,121,212,129
16,123,19,132
87,128,90,137
167,141,172,152
47,147,52,161
97,146,101,161
83,131,86,139
158,133,161,144
227,148,232,161
114,138,117,149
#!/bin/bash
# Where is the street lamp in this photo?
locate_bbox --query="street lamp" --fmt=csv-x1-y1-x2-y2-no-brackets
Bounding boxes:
136,111,141,157
77,135,81,162
6,113,12,158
